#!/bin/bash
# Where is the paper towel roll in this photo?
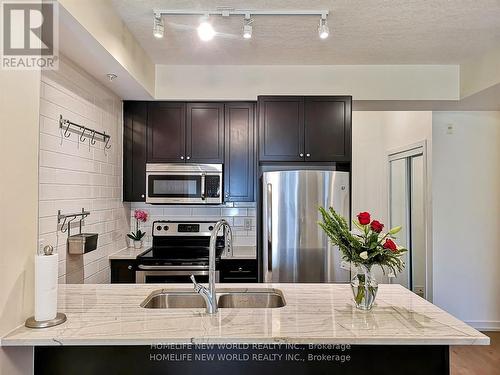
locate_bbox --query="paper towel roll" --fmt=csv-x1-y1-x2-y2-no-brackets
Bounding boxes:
35,253,58,321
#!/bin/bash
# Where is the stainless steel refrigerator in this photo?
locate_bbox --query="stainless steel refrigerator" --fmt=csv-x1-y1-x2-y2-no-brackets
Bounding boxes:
262,170,350,283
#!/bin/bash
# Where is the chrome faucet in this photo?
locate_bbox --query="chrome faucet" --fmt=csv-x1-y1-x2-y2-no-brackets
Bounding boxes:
190,219,232,314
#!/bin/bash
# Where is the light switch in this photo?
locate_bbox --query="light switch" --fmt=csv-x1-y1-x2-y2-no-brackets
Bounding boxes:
446,124,454,134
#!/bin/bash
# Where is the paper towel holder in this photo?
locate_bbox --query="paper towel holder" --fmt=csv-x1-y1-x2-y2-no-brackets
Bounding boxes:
25,245,67,329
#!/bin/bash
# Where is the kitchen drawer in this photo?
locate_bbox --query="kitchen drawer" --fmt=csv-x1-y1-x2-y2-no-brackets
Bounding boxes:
220,259,257,282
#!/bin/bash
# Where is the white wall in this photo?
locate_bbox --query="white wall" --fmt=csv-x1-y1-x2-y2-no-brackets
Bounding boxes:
156,65,459,101
352,111,433,284
59,0,155,97
0,66,40,374
38,55,129,284
432,111,500,330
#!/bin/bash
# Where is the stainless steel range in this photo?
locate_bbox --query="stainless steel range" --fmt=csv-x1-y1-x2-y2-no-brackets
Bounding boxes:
135,221,225,283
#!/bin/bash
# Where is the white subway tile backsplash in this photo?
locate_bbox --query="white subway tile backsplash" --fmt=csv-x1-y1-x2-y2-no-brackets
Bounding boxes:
39,55,128,284
234,217,256,227
128,203,257,248
234,202,256,208
221,208,247,217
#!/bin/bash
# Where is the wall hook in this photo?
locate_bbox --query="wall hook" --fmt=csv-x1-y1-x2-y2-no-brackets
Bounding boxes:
64,121,71,138
80,127,87,142
90,130,96,145
104,132,111,150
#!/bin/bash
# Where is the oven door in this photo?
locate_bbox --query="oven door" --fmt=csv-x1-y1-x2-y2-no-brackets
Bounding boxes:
136,266,220,284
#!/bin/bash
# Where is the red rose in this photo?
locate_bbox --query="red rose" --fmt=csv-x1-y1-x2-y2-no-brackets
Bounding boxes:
357,212,371,225
383,239,398,252
370,220,384,233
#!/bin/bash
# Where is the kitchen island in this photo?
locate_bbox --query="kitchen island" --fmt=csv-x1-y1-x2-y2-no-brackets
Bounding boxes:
1,283,488,374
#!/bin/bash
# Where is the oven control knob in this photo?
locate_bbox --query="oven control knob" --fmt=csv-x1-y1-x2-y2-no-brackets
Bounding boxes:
163,225,169,231
208,225,214,231
156,225,162,231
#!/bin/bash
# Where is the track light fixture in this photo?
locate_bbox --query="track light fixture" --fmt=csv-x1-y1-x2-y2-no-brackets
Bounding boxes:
243,15,253,39
318,15,329,39
197,15,216,41
153,13,164,39
152,9,330,41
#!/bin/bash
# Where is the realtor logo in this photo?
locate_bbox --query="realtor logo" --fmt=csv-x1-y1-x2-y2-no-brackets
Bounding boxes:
1,1,58,70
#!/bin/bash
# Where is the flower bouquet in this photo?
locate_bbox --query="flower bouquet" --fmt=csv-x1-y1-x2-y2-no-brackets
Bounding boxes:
319,207,407,310
128,209,148,249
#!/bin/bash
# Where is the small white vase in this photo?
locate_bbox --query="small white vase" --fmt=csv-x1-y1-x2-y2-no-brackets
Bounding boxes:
133,240,143,249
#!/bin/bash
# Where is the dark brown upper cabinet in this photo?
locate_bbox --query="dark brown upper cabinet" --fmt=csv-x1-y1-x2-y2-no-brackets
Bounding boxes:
147,102,186,162
258,96,351,163
224,102,255,202
123,101,147,202
258,96,304,162
186,103,224,163
304,96,351,162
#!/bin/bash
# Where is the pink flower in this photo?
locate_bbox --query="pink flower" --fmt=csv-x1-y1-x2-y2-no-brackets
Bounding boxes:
134,209,148,222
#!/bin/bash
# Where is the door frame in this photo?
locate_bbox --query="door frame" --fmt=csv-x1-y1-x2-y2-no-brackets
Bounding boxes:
387,140,433,302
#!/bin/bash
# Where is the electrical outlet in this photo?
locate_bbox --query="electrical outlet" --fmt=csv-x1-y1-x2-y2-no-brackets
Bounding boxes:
244,218,252,230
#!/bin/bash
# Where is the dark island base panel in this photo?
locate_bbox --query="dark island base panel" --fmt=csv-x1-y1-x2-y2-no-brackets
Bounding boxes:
35,344,449,375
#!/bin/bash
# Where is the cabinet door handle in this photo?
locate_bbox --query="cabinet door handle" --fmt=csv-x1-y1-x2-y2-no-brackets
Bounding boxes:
180,156,184,160
306,153,311,157
186,156,191,160
127,265,132,270
225,192,229,198
299,153,304,157
141,194,145,198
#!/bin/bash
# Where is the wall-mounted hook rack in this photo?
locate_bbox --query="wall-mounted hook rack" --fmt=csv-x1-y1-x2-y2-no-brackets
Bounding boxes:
59,115,111,150
58,208,90,233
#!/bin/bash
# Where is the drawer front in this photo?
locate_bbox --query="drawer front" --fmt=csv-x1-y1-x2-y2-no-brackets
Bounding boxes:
111,260,136,283
220,259,257,282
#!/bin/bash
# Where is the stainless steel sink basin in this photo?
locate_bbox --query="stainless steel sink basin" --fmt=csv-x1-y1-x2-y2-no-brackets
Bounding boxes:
140,288,286,309
217,289,286,308
140,289,206,308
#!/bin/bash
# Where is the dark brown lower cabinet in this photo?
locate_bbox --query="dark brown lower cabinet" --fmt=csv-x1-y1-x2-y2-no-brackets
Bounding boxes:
110,260,136,283
220,259,258,283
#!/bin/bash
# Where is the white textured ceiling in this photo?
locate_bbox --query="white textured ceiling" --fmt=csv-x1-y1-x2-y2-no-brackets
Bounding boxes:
110,0,500,65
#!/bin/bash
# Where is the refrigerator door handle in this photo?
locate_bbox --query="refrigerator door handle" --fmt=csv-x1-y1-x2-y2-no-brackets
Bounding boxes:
266,183,273,272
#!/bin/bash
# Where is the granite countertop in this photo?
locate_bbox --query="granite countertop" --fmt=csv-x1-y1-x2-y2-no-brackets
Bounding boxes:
108,247,145,260
1,284,489,347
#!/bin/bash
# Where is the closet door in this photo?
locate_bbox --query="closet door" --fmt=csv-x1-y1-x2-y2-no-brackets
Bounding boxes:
389,146,427,298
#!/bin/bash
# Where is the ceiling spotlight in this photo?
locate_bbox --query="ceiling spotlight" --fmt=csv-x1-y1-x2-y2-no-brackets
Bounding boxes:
197,17,215,41
243,16,253,39
318,16,329,39
153,13,164,39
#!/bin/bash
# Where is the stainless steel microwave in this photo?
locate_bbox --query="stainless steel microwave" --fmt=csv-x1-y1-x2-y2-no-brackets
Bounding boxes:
146,163,223,204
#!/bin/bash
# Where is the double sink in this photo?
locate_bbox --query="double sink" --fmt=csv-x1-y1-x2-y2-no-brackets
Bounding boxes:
141,288,286,309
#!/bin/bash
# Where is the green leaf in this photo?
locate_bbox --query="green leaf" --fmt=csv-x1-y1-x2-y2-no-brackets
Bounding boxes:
352,220,365,231
127,233,136,240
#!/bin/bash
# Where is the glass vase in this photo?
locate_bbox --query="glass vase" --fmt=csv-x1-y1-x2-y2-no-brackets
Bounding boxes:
351,265,378,310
